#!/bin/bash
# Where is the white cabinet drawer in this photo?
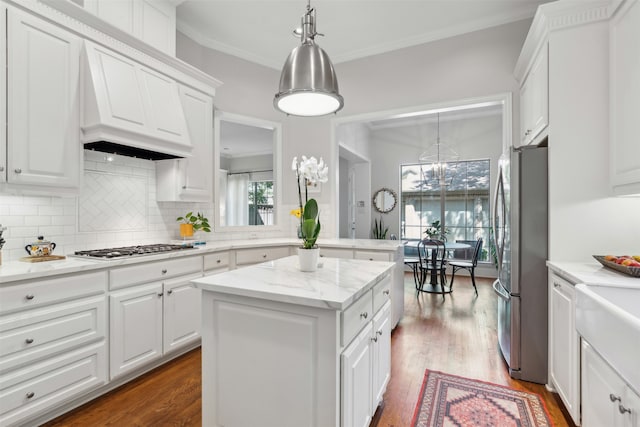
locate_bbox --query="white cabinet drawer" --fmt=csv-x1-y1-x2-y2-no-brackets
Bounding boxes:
110,256,202,290
372,276,391,315
0,296,106,373
320,247,354,259
354,251,390,262
0,342,106,426
235,246,290,266
204,251,229,271
342,290,373,347
0,271,107,314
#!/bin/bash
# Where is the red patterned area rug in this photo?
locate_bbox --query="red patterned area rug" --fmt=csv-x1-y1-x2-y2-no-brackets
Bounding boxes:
411,370,553,427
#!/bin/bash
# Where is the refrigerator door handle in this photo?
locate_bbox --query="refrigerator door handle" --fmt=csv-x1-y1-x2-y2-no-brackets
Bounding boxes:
493,280,510,301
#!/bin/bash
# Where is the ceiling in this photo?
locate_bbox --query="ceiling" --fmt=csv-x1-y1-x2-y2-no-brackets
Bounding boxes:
176,0,551,70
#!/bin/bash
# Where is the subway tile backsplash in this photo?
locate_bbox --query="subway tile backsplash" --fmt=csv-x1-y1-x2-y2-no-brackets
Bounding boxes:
0,150,214,262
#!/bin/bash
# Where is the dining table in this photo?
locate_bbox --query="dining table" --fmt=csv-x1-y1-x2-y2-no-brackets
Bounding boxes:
403,240,471,294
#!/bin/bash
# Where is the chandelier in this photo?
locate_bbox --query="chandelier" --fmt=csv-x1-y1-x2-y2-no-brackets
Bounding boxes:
419,113,459,186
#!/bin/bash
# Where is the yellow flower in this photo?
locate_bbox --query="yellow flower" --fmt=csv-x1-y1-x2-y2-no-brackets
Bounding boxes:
290,208,302,218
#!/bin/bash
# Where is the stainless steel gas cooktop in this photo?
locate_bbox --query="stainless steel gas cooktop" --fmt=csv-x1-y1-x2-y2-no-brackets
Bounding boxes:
72,244,196,259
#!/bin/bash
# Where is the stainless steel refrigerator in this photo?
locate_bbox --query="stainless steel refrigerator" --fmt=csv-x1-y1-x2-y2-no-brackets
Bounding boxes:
492,145,548,384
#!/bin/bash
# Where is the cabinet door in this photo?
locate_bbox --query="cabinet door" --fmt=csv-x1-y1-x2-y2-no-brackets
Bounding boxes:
342,323,373,427
7,9,80,188
163,274,202,354
156,86,213,202
519,44,548,146
623,386,640,427
371,302,391,408
548,274,580,424
109,283,163,379
0,4,6,183
84,0,136,34
582,340,626,427
139,0,176,55
610,0,640,195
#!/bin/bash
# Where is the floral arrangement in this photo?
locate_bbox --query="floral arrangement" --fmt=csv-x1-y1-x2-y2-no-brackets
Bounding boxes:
291,156,328,249
425,220,449,240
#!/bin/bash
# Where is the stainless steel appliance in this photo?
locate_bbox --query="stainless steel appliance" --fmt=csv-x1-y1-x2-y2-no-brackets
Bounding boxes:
492,145,548,384
72,244,196,259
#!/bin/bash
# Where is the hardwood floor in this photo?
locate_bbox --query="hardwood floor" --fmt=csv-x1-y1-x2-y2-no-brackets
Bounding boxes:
44,274,574,427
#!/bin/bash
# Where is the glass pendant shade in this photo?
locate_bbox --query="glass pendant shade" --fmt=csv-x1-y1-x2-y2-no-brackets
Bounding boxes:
274,3,343,117
419,113,459,185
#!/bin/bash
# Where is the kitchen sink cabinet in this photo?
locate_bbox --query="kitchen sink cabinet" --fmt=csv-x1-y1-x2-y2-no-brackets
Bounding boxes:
610,0,640,196
548,271,580,425
84,0,176,56
156,85,214,202
3,7,81,191
582,340,640,427
518,43,548,147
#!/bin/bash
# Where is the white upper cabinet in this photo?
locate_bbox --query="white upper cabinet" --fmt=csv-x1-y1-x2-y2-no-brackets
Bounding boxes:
518,43,548,147
0,4,6,184
82,40,191,157
156,85,214,202
5,7,81,189
610,0,640,195
85,0,176,56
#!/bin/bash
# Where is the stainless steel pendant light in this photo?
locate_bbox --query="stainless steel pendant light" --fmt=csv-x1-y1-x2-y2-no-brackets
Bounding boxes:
274,0,343,117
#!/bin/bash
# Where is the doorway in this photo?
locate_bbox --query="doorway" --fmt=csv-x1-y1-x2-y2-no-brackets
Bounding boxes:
339,145,370,239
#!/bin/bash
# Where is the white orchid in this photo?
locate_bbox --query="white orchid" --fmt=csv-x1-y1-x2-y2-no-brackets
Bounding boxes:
292,155,329,249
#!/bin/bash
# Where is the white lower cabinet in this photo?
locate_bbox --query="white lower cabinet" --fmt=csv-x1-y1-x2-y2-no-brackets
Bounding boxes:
548,271,580,425
342,300,391,427
582,340,640,427
0,272,108,427
163,273,202,354
109,282,164,379
109,262,203,379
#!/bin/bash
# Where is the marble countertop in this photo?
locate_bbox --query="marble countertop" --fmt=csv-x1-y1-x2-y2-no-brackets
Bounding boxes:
547,261,640,288
0,238,402,284
192,255,395,310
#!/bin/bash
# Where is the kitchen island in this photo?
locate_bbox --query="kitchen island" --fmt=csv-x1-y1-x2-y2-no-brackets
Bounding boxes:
192,255,395,427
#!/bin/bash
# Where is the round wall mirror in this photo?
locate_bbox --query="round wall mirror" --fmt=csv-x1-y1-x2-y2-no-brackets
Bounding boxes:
372,188,397,213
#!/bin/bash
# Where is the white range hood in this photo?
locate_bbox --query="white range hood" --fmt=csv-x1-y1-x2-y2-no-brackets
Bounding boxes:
81,40,192,159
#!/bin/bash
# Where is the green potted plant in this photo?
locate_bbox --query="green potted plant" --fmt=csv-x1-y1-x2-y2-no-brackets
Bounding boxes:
372,217,389,239
176,212,211,238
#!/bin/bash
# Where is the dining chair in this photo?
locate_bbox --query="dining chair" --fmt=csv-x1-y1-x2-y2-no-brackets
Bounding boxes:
403,240,421,291
417,238,448,299
449,238,483,295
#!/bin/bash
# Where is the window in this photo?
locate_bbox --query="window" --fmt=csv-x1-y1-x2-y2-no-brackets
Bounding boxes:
400,160,491,261
248,180,274,225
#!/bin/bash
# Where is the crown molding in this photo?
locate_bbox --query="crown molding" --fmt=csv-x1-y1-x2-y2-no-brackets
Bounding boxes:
514,0,611,82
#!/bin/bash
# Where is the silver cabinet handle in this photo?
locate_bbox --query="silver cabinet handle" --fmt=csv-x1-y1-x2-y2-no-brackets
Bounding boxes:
377,330,383,336
161,269,167,274
26,392,35,399
610,394,622,402
25,294,35,300
216,259,221,264
619,404,632,414
553,282,561,288
371,336,378,343
14,168,22,174
360,312,368,320
182,185,187,189
167,289,173,295
25,338,34,344
383,290,390,296
158,292,163,297
262,254,267,258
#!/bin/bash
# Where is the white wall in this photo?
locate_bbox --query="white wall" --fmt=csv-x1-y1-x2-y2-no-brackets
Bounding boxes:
177,20,531,239
369,113,503,240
